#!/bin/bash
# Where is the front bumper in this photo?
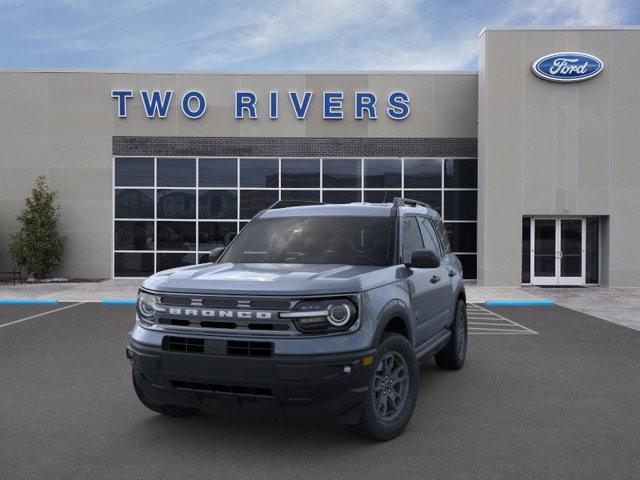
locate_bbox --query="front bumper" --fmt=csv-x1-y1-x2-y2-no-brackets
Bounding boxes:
128,339,376,423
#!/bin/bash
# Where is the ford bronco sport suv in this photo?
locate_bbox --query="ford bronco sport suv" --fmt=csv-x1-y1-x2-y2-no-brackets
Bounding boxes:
127,198,467,441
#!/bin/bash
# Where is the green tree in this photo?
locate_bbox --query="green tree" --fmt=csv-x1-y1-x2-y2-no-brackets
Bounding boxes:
9,175,67,279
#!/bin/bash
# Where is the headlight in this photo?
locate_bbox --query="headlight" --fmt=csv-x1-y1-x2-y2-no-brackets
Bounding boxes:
137,291,161,325
281,298,358,333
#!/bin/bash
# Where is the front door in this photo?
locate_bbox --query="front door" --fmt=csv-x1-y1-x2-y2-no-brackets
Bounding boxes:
531,218,585,286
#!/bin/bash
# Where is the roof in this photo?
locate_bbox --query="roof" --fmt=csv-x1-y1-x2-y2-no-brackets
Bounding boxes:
479,25,640,38
260,202,438,219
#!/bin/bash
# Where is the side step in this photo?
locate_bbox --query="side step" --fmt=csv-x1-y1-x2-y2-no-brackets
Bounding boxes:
415,329,451,361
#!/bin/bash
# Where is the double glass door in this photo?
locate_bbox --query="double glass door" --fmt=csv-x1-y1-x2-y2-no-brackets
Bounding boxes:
531,218,585,285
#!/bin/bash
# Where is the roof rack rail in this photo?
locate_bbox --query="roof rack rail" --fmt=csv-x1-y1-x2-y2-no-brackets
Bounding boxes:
392,197,432,209
267,200,324,210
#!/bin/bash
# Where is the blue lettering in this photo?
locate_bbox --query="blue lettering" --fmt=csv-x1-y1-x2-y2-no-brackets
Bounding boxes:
387,91,410,120
355,92,377,120
323,92,343,119
289,91,313,119
269,91,278,119
235,91,257,119
140,90,172,118
111,90,133,118
181,90,206,119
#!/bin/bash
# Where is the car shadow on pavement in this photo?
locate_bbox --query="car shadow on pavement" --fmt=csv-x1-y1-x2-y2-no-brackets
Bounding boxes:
123,363,445,450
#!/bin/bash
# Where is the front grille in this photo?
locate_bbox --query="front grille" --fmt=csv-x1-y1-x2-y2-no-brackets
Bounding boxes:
171,380,274,397
227,341,273,357
163,336,204,353
248,298,292,310
162,336,273,357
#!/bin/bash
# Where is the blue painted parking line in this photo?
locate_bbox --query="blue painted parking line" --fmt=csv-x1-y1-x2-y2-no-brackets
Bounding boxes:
100,299,136,305
0,299,59,305
485,299,555,307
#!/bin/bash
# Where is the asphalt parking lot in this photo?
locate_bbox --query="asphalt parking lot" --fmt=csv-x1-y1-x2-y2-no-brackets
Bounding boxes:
1,303,639,480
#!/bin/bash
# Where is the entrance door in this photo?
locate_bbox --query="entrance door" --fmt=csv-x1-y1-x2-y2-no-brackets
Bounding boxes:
531,218,586,286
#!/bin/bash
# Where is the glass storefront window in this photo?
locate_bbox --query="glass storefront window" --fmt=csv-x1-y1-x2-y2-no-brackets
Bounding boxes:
404,159,441,188
198,222,238,251
240,190,278,219
322,159,361,188
522,217,531,284
240,158,278,187
198,190,237,219
444,158,477,188
157,189,196,219
445,222,477,253
113,157,478,277
586,217,599,284
281,158,320,188
444,191,477,221
114,252,154,277
115,189,154,218
156,221,196,251
323,190,361,204
364,158,401,188
364,190,402,203
114,221,154,251
281,190,320,202
457,254,477,279
199,158,237,187
157,158,196,187
156,253,196,271
115,158,153,186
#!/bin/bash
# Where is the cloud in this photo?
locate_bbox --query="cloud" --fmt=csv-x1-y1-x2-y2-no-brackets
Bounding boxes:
2,0,634,70
509,0,624,26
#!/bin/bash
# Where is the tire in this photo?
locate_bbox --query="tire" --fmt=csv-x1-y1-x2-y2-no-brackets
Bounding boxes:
348,333,419,441
132,371,200,418
435,299,467,370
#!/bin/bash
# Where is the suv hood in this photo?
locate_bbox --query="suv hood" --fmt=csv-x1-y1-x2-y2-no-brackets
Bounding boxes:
142,262,398,296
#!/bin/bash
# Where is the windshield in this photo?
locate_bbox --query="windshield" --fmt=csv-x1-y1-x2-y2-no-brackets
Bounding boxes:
220,216,395,266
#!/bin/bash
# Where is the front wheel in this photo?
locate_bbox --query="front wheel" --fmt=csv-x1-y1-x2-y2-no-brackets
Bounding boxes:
435,299,467,370
348,333,419,441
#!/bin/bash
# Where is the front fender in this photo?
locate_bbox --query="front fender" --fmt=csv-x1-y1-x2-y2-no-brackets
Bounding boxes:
370,298,413,347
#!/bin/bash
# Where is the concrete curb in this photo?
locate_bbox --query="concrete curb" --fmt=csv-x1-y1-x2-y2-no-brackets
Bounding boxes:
100,299,136,305
485,299,555,306
0,299,59,304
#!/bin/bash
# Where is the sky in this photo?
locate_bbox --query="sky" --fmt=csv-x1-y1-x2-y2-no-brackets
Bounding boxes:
0,0,638,71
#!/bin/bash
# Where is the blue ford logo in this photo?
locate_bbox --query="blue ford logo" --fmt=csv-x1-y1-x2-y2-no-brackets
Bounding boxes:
532,52,603,82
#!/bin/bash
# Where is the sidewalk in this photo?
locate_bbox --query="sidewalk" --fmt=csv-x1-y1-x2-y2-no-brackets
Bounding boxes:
467,283,640,331
1,279,639,331
0,279,142,303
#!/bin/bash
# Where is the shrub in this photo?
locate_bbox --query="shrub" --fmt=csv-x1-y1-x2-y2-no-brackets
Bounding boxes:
8,175,67,279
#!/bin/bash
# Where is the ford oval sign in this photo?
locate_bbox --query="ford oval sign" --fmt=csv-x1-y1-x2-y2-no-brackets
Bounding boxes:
532,52,604,82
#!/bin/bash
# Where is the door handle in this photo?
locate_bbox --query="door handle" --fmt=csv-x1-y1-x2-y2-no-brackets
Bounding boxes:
430,275,441,284
448,268,457,277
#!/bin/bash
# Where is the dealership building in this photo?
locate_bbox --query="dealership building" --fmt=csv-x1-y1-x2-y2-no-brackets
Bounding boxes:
0,26,639,287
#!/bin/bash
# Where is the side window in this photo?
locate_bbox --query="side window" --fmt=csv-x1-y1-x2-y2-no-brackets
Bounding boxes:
418,217,441,255
435,219,452,254
402,217,425,264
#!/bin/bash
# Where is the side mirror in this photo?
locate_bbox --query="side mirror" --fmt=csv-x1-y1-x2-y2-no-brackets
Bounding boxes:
407,249,440,269
208,247,226,263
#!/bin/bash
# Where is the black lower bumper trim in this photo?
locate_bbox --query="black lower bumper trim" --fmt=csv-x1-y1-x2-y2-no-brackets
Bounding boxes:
128,339,376,423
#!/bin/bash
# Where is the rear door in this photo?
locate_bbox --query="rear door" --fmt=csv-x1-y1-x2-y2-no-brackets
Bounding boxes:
419,217,453,331
401,216,441,346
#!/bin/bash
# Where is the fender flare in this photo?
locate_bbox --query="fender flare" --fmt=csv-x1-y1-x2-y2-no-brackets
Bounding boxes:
371,299,413,347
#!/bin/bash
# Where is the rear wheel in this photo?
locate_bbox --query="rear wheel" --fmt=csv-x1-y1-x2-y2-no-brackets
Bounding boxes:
435,299,467,370
348,333,419,441
132,371,200,417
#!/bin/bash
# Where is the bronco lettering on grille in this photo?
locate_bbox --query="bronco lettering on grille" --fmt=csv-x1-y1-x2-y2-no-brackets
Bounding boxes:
161,307,273,320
